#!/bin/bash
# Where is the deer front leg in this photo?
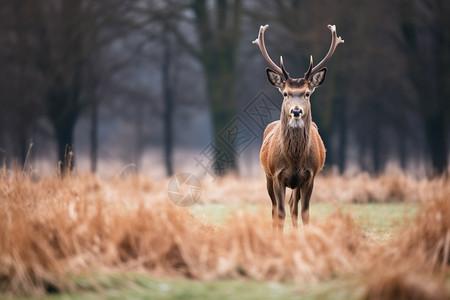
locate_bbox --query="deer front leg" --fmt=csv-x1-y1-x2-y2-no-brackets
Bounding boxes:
301,182,314,226
273,180,286,232
289,187,301,228
265,176,277,229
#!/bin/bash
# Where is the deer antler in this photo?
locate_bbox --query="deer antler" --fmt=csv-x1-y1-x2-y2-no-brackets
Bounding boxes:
305,24,344,80
253,24,290,79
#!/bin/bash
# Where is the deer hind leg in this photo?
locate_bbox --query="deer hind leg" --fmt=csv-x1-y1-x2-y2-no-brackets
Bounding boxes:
266,176,277,229
300,182,314,226
289,188,301,228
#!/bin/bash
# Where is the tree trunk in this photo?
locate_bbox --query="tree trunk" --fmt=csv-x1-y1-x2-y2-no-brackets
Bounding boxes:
205,71,238,175
131,99,144,173
431,2,450,175
17,131,28,168
54,119,76,174
399,0,449,176
424,113,448,175
337,96,347,174
372,125,382,175
162,35,174,177
90,100,98,173
398,130,407,170
190,0,241,176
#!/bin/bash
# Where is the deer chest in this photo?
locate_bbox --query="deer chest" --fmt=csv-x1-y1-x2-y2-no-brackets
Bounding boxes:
281,168,312,189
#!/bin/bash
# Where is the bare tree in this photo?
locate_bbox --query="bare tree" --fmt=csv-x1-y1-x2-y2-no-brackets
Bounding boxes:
396,0,449,175
0,0,135,172
0,1,44,166
141,0,243,175
161,32,175,176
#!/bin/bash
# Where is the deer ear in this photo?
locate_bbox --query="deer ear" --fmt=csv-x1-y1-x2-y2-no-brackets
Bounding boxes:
309,67,327,88
266,68,285,89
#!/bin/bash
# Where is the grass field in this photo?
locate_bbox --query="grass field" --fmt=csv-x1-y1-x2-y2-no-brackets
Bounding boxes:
190,202,418,239
14,274,354,300
11,202,418,300
1,171,449,299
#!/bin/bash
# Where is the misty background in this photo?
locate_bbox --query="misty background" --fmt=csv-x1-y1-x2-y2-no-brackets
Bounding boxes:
0,0,449,179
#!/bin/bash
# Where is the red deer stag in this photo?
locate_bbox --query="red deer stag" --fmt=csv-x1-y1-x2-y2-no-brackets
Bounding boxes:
253,24,344,231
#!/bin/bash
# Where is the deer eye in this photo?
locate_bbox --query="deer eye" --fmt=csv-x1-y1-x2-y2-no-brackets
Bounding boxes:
283,92,288,97
305,92,310,97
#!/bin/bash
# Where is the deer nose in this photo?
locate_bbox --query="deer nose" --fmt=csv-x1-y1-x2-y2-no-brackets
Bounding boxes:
290,107,303,118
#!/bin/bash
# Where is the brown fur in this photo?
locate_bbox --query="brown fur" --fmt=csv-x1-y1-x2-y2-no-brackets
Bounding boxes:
260,79,326,231
256,26,342,230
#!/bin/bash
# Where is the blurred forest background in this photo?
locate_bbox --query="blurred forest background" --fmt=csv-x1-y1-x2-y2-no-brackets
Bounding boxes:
0,0,449,178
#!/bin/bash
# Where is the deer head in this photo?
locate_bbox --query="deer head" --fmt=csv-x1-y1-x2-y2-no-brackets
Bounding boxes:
252,24,344,128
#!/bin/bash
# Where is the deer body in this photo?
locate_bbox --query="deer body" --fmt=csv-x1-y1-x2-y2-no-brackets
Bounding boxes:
261,115,325,190
253,24,343,231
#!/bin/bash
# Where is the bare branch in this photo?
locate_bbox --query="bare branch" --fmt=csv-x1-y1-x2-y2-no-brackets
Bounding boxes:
165,20,201,60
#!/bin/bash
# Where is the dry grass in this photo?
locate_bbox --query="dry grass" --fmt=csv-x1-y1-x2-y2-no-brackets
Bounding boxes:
0,170,449,298
202,172,447,204
362,184,450,300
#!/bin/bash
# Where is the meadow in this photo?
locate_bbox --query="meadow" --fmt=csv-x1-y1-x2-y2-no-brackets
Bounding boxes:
0,169,449,299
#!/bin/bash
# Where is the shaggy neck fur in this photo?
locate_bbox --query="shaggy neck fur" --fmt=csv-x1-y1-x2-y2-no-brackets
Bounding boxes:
280,109,311,162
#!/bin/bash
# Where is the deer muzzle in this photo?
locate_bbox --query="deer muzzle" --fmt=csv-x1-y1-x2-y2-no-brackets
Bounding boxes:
290,106,303,119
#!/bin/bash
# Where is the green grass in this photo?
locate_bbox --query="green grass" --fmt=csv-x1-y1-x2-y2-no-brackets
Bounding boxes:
19,274,362,300
9,202,419,300
339,203,417,240
189,202,418,240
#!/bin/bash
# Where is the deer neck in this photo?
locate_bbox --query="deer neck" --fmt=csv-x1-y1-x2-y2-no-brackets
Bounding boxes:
280,110,311,161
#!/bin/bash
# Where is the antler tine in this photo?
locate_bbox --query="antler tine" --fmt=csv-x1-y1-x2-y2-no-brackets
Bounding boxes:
304,55,314,80
280,56,290,79
306,24,344,80
252,24,284,76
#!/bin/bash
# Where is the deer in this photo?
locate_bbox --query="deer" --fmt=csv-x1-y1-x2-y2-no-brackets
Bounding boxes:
253,24,344,231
